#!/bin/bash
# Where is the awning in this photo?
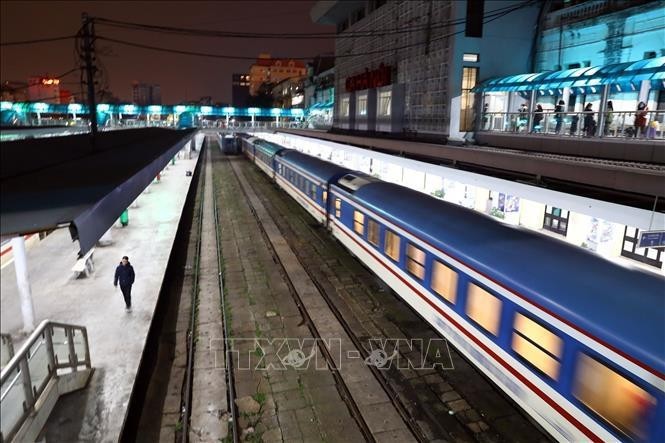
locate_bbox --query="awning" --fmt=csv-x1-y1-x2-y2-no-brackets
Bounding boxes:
1,128,196,256
473,57,665,94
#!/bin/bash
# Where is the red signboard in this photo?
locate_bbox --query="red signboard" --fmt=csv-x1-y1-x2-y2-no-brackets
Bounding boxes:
345,64,392,92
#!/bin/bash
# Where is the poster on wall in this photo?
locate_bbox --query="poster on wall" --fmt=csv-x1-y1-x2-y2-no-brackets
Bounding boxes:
498,193,520,213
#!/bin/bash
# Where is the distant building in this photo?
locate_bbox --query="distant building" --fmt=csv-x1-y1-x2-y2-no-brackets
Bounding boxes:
132,81,161,105
248,53,307,96
271,76,306,108
304,55,335,129
232,73,251,107
27,75,62,103
1,81,28,102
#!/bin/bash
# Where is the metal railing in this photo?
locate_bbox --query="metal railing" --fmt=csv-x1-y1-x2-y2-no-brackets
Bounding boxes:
0,320,91,442
0,334,14,369
478,110,665,140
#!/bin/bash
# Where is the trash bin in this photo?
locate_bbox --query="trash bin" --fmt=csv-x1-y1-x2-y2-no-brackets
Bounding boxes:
120,209,129,227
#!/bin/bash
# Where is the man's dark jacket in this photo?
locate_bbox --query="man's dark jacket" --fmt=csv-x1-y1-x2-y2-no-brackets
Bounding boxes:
114,262,135,287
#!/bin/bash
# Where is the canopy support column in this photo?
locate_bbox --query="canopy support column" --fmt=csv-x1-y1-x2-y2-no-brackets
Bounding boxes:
597,85,610,137
11,236,36,332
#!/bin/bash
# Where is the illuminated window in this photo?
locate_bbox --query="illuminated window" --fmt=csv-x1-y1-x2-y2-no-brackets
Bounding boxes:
341,97,350,117
431,261,458,304
384,230,400,261
512,313,562,380
367,219,380,246
460,67,478,131
463,53,479,62
379,90,391,116
335,198,341,218
322,190,327,204
466,283,501,336
406,243,425,280
357,95,368,116
574,354,656,440
353,211,365,235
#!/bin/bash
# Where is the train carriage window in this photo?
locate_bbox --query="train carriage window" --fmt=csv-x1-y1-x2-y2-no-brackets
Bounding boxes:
322,190,328,204
466,283,501,336
367,219,380,247
384,230,401,261
406,243,426,280
353,211,365,235
511,313,562,380
335,199,341,218
431,261,458,304
311,184,317,200
573,353,656,440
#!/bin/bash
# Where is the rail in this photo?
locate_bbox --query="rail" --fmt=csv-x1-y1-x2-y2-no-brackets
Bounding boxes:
0,320,92,442
478,110,665,140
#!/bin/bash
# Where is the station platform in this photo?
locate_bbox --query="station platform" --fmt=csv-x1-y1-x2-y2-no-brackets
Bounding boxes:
0,150,200,441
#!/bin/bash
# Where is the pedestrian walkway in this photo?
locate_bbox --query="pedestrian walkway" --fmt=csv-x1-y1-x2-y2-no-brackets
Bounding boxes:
0,148,200,441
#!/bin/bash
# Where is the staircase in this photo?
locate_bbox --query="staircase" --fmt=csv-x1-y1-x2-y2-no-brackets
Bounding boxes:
0,320,94,442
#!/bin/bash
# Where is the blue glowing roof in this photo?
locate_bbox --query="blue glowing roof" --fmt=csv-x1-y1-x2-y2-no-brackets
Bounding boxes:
473,57,665,94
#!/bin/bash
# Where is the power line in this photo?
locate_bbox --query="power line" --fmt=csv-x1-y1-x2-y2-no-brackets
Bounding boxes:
94,0,535,61
0,35,77,47
91,1,537,40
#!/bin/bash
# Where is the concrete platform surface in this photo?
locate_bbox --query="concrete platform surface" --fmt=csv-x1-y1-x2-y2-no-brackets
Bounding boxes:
0,150,200,442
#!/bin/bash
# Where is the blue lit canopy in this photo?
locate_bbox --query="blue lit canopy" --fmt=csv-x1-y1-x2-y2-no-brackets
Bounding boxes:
473,57,665,95
0,102,307,118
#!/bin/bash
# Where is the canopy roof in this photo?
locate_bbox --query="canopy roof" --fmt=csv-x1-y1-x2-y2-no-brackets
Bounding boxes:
1,128,195,256
473,57,665,94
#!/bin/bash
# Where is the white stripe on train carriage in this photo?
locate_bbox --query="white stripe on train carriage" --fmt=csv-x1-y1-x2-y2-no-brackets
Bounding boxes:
331,189,663,389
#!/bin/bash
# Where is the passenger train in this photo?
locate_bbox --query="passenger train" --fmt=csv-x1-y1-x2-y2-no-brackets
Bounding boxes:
239,135,665,442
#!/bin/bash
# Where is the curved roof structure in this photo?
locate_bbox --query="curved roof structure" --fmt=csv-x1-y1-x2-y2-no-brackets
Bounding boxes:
473,57,665,94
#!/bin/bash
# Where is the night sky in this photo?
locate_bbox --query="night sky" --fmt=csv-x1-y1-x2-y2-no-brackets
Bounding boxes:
1,1,334,104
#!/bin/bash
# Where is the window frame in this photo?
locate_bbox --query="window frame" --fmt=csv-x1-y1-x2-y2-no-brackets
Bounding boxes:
621,226,663,268
406,243,426,280
384,229,401,262
543,206,569,236
353,210,365,236
367,219,380,247
465,282,502,336
511,312,563,381
572,352,657,441
430,260,458,304
334,198,341,218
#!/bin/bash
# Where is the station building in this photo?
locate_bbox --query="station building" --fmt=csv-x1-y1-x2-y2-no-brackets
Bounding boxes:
311,0,665,140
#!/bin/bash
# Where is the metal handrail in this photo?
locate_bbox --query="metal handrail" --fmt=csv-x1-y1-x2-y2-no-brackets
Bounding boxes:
0,320,91,442
478,110,665,139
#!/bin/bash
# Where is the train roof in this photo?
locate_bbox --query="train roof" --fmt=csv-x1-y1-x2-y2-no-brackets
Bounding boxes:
351,181,665,374
279,150,353,182
253,139,287,156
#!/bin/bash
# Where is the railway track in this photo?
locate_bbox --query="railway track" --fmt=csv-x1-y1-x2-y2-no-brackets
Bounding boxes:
181,140,239,442
225,154,419,442
239,152,551,442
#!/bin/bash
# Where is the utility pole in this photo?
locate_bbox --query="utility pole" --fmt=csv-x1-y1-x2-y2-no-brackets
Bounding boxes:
81,13,98,140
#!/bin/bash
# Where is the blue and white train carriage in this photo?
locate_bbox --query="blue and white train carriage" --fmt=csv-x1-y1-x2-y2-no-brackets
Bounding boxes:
243,136,665,442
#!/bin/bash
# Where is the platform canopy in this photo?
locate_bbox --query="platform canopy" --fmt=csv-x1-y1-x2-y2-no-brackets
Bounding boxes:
1,128,195,256
473,57,665,95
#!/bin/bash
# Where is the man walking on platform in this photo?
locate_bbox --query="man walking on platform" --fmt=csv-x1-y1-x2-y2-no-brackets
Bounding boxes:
114,256,135,313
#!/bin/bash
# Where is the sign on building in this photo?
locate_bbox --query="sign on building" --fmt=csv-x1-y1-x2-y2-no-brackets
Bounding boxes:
638,230,665,249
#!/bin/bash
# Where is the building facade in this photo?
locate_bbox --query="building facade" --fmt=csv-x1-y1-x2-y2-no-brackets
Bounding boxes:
248,53,307,96
27,76,61,104
312,0,541,139
232,73,251,107
132,81,161,105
